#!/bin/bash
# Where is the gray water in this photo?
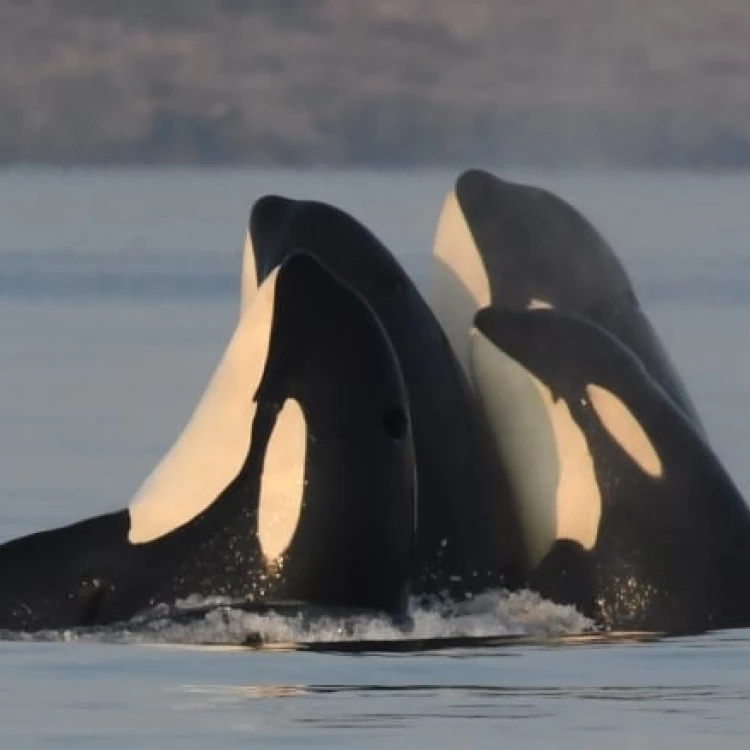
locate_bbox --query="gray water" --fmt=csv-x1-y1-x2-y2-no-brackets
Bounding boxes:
0,168,749,748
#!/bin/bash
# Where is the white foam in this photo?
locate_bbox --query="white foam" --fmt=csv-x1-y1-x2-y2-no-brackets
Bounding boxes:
0,590,592,647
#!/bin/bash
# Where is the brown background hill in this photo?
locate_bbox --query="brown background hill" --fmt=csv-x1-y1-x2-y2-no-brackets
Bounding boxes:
1,0,750,166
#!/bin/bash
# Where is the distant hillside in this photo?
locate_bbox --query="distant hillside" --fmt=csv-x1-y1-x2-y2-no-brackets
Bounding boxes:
1,0,750,166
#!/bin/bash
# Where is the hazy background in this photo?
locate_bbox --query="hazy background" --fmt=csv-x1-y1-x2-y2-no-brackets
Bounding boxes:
1,0,750,167
2,6,750,745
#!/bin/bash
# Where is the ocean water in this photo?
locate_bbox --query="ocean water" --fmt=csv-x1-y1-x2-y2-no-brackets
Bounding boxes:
0,167,749,748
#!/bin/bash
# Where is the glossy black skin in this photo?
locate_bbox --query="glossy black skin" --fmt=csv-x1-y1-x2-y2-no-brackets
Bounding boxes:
475,307,750,634
0,253,415,631
250,196,523,597
455,168,704,433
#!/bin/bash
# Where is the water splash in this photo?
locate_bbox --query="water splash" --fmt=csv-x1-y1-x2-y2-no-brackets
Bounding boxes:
0,589,593,648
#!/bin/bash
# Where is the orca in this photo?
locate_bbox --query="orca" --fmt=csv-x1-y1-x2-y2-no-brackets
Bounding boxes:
0,252,415,631
429,168,704,432
471,306,750,633
247,195,524,596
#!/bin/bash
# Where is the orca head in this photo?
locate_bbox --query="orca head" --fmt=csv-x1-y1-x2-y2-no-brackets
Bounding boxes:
241,195,296,313
469,308,665,571
449,169,706,438
127,251,414,614
246,251,415,611
473,307,661,431
252,196,513,601
453,168,631,311
473,308,598,409
472,308,664,518
430,167,635,373
249,195,410,319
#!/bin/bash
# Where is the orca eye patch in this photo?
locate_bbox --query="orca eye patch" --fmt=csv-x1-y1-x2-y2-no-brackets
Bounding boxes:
586,384,663,478
257,398,307,564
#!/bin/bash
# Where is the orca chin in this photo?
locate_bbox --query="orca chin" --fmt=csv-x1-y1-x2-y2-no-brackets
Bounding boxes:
0,252,415,632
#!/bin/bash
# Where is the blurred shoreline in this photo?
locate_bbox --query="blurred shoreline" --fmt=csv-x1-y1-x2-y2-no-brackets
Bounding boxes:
2,1,750,167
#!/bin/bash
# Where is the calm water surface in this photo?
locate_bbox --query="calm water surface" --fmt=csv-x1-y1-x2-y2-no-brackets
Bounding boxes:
0,168,749,748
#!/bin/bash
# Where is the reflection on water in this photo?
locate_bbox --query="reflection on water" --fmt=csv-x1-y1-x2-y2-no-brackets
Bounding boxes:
182,680,750,703
157,628,750,745
173,669,750,735
161,630,750,747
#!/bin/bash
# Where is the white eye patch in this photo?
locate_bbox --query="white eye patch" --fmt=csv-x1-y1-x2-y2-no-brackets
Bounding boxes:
586,384,663,478
257,398,307,563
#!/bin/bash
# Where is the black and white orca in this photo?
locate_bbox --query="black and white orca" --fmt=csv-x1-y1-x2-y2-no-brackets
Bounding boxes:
430,168,704,432
471,307,750,633
0,252,415,631
247,195,524,596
